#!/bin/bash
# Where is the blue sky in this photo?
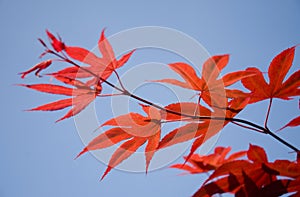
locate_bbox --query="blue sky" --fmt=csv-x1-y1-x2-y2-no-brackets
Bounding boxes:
1,1,300,196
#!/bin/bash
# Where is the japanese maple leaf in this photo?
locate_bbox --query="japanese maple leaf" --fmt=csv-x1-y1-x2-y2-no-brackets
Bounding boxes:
46,30,65,52
52,29,135,82
175,144,300,197
278,115,300,131
76,104,161,179
154,55,253,107
194,145,300,197
18,75,101,122
242,46,300,103
19,59,52,79
170,146,247,174
158,98,249,159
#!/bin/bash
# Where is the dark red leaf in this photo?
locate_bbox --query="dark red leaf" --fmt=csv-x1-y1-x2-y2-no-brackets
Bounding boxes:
19,60,52,78
247,144,268,163
46,30,65,52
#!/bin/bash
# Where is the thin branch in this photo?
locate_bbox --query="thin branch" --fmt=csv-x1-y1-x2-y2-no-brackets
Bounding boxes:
160,117,198,124
113,70,126,91
265,98,273,128
193,93,202,116
97,93,124,97
48,50,124,93
47,49,299,152
231,121,264,133
264,128,299,152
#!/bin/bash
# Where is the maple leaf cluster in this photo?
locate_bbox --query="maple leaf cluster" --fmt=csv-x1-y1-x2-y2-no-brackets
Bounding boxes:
19,29,134,122
173,145,300,196
19,29,300,196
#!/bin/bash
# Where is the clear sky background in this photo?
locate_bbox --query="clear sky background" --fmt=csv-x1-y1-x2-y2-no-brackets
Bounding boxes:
1,1,300,197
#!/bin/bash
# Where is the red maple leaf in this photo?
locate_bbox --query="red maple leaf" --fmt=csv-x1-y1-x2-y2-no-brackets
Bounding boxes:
154,55,253,107
46,30,65,52
19,29,135,122
76,104,162,179
53,29,135,82
242,46,300,103
19,59,52,78
18,76,101,122
158,98,249,160
173,144,300,197
278,116,300,131
170,146,246,174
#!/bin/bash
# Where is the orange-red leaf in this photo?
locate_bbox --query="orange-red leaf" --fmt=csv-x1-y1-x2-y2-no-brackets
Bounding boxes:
19,60,52,78
247,144,268,163
116,50,135,69
46,30,65,52
65,46,104,66
175,145,300,197
29,98,72,111
168,62,203,90
80,105,162,178
172,146,247,175
202,55,229,84
276,70,300,99
158,123,207,149
160,98,247,155
56,93,97,122
206,160,254,182
221,70,256,87
76,128,132,158
145,131,160,173
152,78,193,89
101,137,147,180
162,102,211,121
241,67,270,103
242,46,300,103
18,84,75,96
268,46,296,93
20,71,100,122
98,29,115,65
53,75,87,87
101,113,146,127
184,136,205,162
265,159,300,178
62,29,134,84
49,66,96,79
155,54,251,108
278,116,300,131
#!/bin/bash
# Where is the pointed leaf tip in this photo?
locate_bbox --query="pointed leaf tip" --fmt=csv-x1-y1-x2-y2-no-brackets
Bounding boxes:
100,28,107,40
101,166,112,181
46,29,65,52
242,46,299,103
75,147,88,160
277,116,300,131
